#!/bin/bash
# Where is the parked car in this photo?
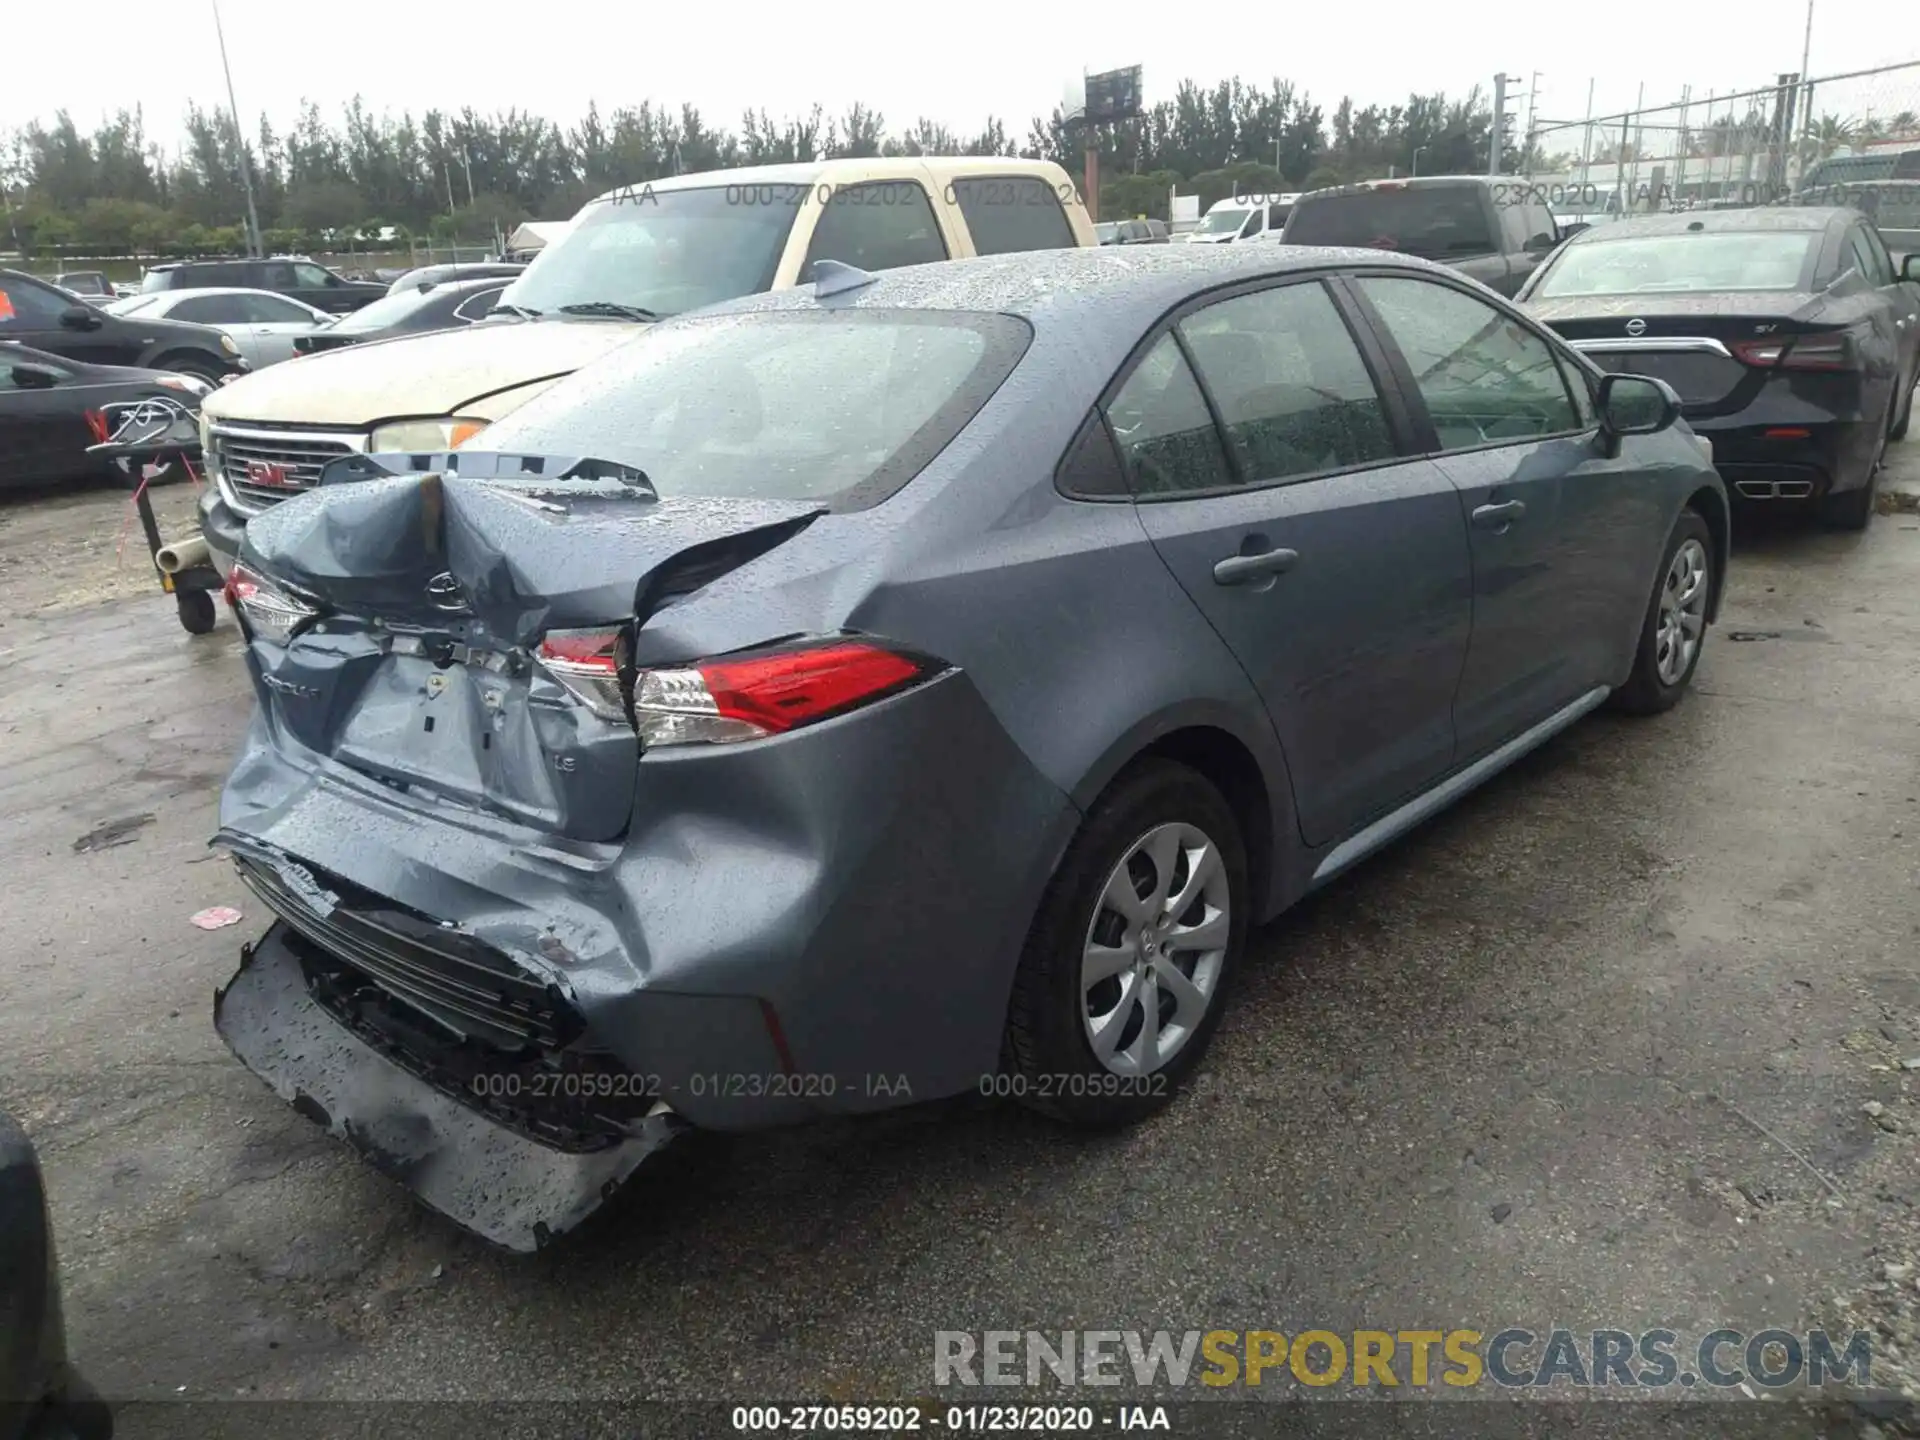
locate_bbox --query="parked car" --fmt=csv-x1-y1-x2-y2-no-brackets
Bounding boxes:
210,244,1723,1251
0,342,211,489
1519,206,1919,529
1788,178,1920,262
51,271,116,302
1798,148,1920,193
292,275,510,357
384,261,526,295
193,156,1098,577
1281,176,1561,297
140,256,385,315
1095,219,1169,245
2,1109,112,1440
1184,194,1297,243
102,288,332,368
0,270,247,385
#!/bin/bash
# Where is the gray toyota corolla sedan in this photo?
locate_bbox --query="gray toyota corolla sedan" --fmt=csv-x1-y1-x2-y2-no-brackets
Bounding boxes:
211,244,1727,1250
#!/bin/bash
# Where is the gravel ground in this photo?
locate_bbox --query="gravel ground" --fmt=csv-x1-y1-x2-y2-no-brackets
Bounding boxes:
3,442,1919,1438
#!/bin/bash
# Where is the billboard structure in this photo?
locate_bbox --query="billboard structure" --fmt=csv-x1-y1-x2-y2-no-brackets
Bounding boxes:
1066,65,1145,222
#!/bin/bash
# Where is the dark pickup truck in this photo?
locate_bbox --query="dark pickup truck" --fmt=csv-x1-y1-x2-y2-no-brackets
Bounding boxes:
1281,176,1561,297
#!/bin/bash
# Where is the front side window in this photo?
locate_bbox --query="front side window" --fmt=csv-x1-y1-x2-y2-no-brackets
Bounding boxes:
803,181,949,275
170,294,250,325
245,294,319,324
1178,282,1397,482
951,176,1076,256
1105,333,1235,497
293,263,336,289
1357,275,1578,450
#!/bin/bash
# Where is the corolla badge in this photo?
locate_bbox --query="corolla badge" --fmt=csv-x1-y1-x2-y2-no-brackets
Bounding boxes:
426,571,469,613
1624,317,1647,337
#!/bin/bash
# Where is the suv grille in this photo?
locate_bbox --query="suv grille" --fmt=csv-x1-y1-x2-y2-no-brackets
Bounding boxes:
210,423,367,514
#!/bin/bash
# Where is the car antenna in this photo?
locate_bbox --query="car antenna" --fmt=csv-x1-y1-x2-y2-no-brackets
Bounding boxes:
811,259,878,298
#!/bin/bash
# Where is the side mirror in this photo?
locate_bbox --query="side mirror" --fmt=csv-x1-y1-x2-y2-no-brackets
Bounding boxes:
59,305,102,331
1902,253,1920,283
1525,233,1558,252
1597,373,1681,448
9,363,62,389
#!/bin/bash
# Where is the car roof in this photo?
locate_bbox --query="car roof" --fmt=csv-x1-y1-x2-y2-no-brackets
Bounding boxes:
587,155,1066,206
692,244,1462,368
1561,206,1846,241
145,286,314,301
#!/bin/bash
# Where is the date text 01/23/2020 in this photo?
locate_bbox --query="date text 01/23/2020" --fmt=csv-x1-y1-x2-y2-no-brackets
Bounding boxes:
731,1404,1173,1433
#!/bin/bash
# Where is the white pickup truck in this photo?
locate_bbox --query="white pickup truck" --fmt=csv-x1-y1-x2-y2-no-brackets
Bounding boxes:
195,155,1096,574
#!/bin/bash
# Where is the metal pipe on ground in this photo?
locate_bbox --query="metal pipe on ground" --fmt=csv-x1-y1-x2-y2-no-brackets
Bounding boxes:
156,534,210,575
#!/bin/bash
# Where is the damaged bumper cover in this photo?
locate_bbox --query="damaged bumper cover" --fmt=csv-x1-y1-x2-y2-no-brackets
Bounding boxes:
215,922,680,1252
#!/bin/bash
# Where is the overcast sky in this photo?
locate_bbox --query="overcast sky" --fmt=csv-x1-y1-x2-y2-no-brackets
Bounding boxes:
9,0,1919,155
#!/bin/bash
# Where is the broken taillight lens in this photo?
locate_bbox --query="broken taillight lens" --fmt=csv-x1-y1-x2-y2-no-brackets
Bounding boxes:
536,627,630,722
223,561,320,644
632,639,938,748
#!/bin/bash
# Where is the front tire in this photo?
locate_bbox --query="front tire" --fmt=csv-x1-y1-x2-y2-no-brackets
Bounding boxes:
1003,760,1247,1126
1612,509,1713,715
152,351,227,386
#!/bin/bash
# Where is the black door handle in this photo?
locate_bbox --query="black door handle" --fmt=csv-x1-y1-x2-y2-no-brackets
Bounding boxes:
1213,548,1299,585
1472,499,1527,530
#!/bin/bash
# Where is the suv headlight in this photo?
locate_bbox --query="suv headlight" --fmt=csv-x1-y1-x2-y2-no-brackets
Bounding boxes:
369,417,491,452
219,333,240,355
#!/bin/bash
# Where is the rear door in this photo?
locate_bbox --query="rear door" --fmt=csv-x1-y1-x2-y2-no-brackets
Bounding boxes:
1119,275,1474,847
1842,225,1907,424
241,292,324,363
0,358,70,483
1348,271,1660,756
0,273,131,366
1855,223,1920,390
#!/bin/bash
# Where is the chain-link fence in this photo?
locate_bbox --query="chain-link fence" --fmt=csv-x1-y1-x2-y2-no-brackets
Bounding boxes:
1522,60,1920,214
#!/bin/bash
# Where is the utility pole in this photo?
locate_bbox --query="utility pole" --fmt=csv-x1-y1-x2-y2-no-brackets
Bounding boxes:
461,146,476,207
1797,0,1816,185
1579,77,1595,189
1491,74,1508,175
211,0,263,257
1523,71,1541,173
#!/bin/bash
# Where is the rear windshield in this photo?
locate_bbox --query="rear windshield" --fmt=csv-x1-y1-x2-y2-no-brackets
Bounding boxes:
1286,185,1495,257
1534,232,1817,297
328,286,441,333
471,310,1032,510
497,184,797,319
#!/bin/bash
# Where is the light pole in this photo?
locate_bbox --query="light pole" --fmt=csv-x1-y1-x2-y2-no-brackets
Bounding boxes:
1412,146,1428,176
210,0,264,257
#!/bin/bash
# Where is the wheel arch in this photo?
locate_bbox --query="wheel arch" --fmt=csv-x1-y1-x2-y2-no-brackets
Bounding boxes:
1069,703,1297,923
1685,482,1730,623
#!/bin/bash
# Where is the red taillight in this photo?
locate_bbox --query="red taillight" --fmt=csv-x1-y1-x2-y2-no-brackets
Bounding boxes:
631,639,938,748
536,627,628,721
1730,333,1856,370
1764,427,1812,439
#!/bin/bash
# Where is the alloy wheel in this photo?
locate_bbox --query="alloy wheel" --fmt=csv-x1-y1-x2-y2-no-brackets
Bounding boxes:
1080,822,1232,1075
1655,537,1709,686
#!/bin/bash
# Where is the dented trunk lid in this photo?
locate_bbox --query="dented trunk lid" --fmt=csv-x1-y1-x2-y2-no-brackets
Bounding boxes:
238,460,822,842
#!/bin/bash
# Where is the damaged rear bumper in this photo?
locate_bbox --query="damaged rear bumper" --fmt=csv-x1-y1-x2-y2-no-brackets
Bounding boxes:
214,922,680,1252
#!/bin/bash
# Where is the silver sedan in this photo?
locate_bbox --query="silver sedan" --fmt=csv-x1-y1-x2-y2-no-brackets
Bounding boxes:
103,287,334,367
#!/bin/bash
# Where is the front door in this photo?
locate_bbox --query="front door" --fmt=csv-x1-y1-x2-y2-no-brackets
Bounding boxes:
1117,278,1474,848
1347,272,1658,759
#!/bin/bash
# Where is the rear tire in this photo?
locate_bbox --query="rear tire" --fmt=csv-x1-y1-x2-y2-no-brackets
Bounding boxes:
1612,509,1713,716
1003,760,1248,1127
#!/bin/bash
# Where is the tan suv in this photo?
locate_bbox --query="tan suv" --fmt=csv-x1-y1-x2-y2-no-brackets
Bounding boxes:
195,156,1095,573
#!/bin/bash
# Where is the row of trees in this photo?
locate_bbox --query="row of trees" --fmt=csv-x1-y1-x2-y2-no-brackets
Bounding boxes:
3,75,1802,260
1,78,1534,258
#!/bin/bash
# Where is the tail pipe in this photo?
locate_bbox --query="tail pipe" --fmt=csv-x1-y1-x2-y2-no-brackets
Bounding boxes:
156,534,211,574
1734,480,1814,500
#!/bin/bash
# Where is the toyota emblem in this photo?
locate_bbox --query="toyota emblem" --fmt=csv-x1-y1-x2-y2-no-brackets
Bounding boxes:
1625,318,1647,337
426,572,469,613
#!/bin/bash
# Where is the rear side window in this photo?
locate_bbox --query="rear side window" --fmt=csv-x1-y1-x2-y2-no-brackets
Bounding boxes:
473,309,1030,510
1179,282,1396,482
1105,333,1235,496
804,181,949,275
1897,152,1920,180
951,176,1076,256
170,294,250,325
1846,228,1892,286
185,263,249,287
454,287,504,322
1287,185,1496,259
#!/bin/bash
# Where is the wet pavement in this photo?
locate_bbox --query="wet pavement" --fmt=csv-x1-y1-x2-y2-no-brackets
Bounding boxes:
1,454,1918,1432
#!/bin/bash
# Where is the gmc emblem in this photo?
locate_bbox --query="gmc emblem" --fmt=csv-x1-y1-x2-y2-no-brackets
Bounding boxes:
245,459,294,488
